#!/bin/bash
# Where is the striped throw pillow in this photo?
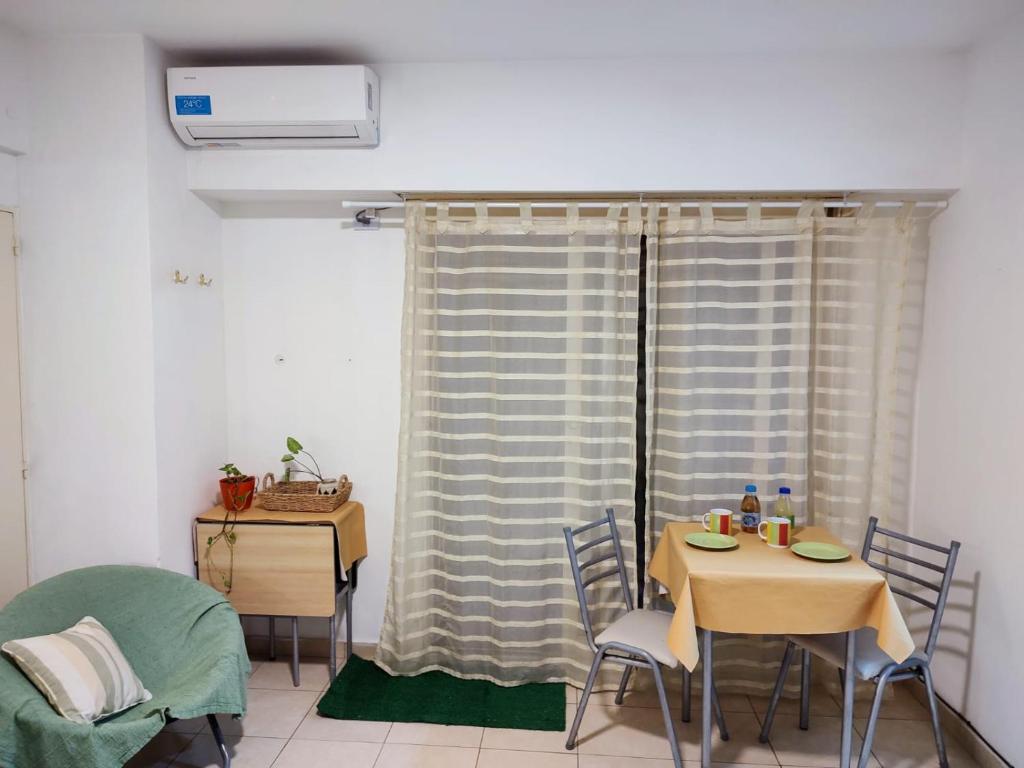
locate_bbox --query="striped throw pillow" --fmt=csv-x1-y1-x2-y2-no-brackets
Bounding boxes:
1,616,152,724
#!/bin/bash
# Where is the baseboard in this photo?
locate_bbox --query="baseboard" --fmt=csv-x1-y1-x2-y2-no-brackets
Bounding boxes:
905,684,1012,768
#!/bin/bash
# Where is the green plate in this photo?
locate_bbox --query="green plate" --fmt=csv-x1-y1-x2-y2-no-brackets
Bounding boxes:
791,541,851,562
684,532,739,551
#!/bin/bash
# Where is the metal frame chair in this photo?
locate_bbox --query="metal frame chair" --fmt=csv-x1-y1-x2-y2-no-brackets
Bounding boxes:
563,509,729,768
207,714,232,767
166,714,232,767
758,516,961,768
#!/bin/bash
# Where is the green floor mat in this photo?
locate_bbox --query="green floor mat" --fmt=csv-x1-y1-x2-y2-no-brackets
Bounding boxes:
317,655,566,731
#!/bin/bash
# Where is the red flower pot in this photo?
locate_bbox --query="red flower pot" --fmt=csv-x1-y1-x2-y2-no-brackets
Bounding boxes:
220,476,256,512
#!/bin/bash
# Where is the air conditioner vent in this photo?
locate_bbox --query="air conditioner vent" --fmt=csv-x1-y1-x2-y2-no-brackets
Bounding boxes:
187,124,360,141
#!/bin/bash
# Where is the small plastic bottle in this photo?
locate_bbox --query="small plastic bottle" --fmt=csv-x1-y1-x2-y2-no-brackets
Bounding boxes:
776,486,795,528
740,484,761,533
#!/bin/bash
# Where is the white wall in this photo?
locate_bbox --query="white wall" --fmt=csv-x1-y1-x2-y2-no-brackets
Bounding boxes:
17,34,161,580
143,40,227,575
189,52,966,198
222,219,403,642
911,10,1024,766
0,155,15,209
16,34,227,581
0,21,29,206
208,48,968,646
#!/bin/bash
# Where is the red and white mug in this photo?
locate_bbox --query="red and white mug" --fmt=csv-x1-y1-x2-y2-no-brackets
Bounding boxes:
702,508,734,536
758,516,792,548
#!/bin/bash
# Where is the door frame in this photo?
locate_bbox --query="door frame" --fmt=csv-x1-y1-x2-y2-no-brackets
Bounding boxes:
0,206,31,591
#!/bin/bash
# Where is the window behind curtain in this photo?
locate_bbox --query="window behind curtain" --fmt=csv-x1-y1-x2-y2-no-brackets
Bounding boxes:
377,202,642,686
643,202,930,692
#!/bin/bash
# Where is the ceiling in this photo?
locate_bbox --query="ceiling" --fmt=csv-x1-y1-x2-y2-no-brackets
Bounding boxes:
0,0,1021,62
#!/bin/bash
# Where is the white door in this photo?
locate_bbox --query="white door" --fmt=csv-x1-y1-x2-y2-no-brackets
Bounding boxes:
0,210,27,607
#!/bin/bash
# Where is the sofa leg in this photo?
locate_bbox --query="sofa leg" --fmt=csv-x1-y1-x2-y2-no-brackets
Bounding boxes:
207,714,231,768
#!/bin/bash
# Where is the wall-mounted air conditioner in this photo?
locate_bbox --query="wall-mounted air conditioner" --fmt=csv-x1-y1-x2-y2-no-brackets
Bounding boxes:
167,65,379,148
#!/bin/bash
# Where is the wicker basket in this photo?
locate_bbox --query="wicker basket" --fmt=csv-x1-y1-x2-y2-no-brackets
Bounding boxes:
256,473,352,513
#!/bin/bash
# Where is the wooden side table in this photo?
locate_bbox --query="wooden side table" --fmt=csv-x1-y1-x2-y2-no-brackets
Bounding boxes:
193,501,367,686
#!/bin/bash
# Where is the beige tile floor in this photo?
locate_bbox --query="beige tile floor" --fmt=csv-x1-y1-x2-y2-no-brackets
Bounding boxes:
126,651,980,768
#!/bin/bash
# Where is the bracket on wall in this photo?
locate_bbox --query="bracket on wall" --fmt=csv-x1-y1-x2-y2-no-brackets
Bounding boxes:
173,270,189,284
198,273,213,287
353,208,382,231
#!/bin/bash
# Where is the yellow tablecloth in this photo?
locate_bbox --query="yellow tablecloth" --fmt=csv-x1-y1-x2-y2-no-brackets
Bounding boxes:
196,500,367,571
647,522,914,672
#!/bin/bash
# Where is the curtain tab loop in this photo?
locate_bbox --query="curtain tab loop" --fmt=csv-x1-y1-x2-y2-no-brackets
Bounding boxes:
627,202,640,233
897,202,916,230
699,202,714,229
646,202,662,237
668,203,682,234
436,202,450,234
857,201,877,220
519,202,534,233
607,203,623,224
474,202,488,233
567,203,581,234
747,201,762,229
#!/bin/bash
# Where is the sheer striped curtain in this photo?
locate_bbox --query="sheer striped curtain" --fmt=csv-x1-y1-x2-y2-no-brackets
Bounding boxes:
376,202,642,685
810,205,929,544
645,201,931,692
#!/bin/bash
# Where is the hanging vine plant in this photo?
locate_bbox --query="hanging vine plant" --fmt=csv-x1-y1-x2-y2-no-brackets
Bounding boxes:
205,463,255,593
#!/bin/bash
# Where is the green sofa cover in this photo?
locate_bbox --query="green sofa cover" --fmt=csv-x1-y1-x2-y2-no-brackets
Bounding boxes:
0,565,250,768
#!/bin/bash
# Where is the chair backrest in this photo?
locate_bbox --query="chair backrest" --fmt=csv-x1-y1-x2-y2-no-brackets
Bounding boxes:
563,508,633,651
860,516,960,659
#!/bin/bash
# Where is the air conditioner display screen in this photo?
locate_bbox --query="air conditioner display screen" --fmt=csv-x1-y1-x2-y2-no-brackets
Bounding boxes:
175,95,212,116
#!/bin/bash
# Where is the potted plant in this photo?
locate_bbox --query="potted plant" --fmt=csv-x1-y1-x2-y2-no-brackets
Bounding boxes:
280,437,339,495
219,463,255,511
206,462,253,594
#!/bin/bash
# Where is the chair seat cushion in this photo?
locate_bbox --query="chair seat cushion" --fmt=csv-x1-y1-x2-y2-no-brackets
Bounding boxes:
595,610,678,668
787,627,912,680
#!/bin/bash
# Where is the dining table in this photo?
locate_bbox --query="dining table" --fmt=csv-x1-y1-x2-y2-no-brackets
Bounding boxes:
648,521,914,768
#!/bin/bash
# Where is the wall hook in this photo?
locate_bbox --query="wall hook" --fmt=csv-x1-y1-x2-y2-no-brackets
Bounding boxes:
173,270,189,284
198,273,213,287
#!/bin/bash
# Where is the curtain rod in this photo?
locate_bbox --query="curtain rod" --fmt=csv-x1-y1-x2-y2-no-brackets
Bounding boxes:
399,190,953,202
344,199,949,210
341,193,950,228
348,199,946,208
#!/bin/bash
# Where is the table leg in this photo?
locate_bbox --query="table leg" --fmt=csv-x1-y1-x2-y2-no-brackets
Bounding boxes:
702,629,713,768
291,617,300,688
681,666,691,722
346,584,354,660
840,630,856,768
800,649,812,730
268,616,276,660
328,614,337,682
